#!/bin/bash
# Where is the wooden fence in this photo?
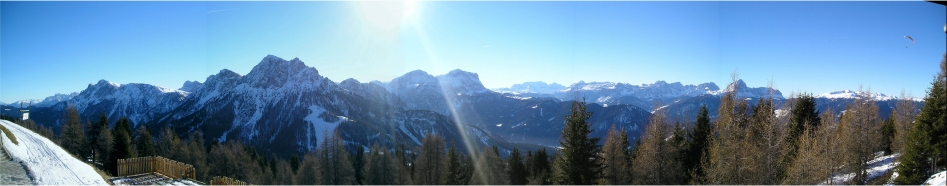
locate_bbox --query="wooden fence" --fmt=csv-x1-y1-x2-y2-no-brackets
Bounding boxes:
210,176,249,185
117,156,195,180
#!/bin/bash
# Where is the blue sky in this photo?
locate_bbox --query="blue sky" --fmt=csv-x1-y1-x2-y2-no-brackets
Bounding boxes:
1,1,945,103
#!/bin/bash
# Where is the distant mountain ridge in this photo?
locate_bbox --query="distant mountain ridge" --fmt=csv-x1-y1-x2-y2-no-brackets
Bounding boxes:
9,55,925,157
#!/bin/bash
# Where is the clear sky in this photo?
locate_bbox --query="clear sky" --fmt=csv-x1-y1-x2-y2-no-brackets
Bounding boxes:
1,1,945,103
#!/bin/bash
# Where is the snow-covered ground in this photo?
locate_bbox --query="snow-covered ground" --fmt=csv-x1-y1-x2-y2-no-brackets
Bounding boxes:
822,152,899,185
0,120,108,184
924,171,946,186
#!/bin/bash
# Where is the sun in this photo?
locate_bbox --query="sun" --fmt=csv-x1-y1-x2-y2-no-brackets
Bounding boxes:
402,0,419,18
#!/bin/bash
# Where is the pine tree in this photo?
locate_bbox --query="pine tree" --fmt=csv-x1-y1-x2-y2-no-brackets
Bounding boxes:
507,148,527,185
882,112,896,155
109,117,136,174
87,113,109,163
781,93,821,181
895,53,947,184
60,104,88,159
686,104,712,183
134,125,156,157
353,146,364,185
528,148,552,184
600,125,631,184
443,144,465,185
552,100,601,185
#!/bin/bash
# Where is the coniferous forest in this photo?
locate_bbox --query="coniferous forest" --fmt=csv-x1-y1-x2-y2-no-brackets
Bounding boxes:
2,53,945,185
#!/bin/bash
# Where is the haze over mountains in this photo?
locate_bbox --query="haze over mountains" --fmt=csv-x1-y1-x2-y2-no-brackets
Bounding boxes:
2,55,924,156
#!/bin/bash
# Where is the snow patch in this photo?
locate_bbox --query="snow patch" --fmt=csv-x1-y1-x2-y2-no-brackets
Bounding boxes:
924,171,946,186
303,106,343,149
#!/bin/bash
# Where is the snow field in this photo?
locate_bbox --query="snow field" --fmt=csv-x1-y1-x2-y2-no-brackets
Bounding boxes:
0,120,108,185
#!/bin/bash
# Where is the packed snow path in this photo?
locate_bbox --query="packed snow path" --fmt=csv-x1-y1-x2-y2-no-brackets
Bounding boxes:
0,120,107,184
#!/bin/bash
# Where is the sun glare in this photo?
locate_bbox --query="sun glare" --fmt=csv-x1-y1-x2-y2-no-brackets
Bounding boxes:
354,0,421,37
403,0,419,18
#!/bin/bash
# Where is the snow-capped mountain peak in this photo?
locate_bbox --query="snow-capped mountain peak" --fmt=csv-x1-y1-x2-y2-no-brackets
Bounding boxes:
712,79,783,99
243,55,325,89
435,69,489,95
817,89,900,101
179,80,203,92
491,81,566,94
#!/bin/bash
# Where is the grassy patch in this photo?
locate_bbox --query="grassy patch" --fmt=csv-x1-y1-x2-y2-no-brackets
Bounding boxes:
0,123,18,145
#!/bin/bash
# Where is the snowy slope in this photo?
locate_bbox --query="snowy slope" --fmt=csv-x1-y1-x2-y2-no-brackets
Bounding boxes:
0,120,107,185
923,171,946,186
823,152,899,185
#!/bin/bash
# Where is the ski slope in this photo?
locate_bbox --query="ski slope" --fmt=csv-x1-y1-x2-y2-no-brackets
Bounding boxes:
0,120,107,185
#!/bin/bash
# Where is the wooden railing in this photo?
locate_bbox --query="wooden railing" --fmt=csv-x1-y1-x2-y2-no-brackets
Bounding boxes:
117,156,195,180
210,176,249,185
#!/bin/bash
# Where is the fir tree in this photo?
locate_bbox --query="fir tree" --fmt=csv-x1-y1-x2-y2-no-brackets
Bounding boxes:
290,154,301,173
528,148,552,185
882,112,895,155
109,117,136,173
353,146,364,185
443,144,465,185
781,93,821,178
686,104,712,183
134,125,155,157
895,54,947,184
88,113,109,163
507,148,527,185
552,99,601,185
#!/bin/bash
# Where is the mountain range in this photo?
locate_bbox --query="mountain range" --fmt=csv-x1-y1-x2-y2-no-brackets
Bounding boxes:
4,55,924,157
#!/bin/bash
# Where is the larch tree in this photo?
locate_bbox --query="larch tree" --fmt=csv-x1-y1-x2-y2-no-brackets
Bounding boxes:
893,91,918,154
600,125,632,185
317,130,355,185
414,132,446,185
837,88,882,184
780,93,821,181
703,73,753,184
469,146,508,185
631,108,681,184
60,104,88,159
364,143,396,185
